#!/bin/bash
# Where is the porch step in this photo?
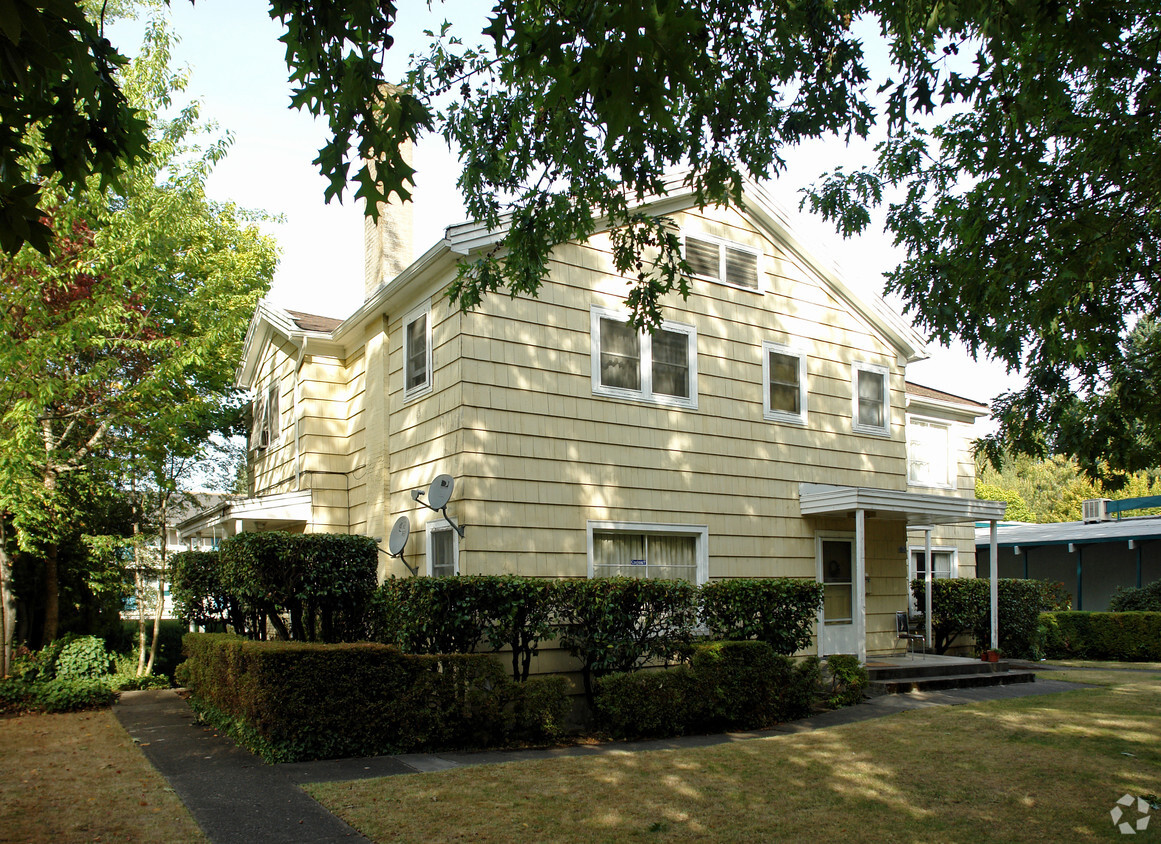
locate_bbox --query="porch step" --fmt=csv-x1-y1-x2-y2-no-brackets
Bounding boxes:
869,664,1038,695
867,659,1016,682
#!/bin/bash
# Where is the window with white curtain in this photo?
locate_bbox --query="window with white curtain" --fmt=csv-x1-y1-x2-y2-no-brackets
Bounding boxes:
852,361,890,435
587,522,708,584
427,519,458,577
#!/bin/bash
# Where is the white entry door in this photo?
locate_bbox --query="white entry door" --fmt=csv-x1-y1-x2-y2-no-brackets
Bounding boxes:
818,537,857,655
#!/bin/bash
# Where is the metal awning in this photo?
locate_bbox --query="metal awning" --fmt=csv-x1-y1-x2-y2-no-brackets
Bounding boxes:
176,490,313,540
799,483,1008,525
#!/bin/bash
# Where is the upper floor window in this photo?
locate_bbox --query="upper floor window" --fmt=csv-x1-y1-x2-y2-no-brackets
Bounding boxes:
591,306,697,409
403,301,432,400
852,362,890,436
426,519,458,577
908,417,952,487
683,233,761,291
587,521,709,584
762,341,807,424
251,382,281,450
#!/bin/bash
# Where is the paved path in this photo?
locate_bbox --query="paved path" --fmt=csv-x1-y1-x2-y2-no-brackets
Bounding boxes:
114,676,1088,843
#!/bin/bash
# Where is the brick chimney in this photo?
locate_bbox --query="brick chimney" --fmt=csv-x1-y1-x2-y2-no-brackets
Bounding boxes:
363,138,415,301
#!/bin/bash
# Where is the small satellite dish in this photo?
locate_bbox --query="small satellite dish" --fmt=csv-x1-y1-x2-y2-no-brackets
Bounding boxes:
387,516,410,557
427,474,454,510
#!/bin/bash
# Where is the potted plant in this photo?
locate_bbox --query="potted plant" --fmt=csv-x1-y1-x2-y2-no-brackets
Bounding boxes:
979,648,1001,662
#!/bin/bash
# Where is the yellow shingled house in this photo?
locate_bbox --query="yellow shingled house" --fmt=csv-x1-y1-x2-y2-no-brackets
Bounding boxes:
178,175,1006,663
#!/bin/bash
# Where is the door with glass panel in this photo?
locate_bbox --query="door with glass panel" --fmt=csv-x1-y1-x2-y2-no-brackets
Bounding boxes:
818,537,856,655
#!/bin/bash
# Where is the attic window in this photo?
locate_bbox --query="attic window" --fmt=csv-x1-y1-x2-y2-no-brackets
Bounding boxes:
251,383,280,450
683,234,760,291
403,300,432,400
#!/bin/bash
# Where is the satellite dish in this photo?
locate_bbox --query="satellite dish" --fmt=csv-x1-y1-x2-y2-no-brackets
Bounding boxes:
387,516,410,556
427,474,454,510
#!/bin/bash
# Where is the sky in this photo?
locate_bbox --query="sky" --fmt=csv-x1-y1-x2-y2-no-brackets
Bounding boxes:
108,0,1022,413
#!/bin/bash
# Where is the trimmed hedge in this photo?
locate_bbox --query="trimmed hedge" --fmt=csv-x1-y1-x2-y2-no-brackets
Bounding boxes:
177,633,569,762
593,641,821,739
1041,612,1161,661
1109,580,1161,612
699,579,824,655
912,578,1071,658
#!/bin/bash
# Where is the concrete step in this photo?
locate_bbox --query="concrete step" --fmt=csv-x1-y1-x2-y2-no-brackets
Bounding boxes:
867,659,1015,682
870,669,1038,695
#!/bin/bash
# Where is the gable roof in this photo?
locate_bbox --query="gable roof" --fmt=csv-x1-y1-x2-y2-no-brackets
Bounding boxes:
236,173,931,387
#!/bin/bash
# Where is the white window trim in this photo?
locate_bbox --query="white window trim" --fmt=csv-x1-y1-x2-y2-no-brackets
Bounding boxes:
425,517,459,577
907,414,955,489
585,520,709,585
851,361,891,437
815,531,855,625
266,382,284,447
590,306,698,410
762,341,808,425
907,545,958,612
681,231,763,293
402,299,433,402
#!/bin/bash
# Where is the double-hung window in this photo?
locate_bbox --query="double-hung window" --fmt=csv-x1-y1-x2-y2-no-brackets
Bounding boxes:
682,233,761,291
908,547,956,611
587,521,708,584
852,362,890,436
762,342,807,424
591,306,697,409
908,417,952,487
403,301,432,400
426,519,458,577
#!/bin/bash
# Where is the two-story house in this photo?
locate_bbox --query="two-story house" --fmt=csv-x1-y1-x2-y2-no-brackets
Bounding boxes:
178,174,1005,662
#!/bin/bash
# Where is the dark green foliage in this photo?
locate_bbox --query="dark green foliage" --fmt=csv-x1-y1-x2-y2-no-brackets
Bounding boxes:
171,550,249,633
1041,612,1161,661
1109,580,1161,612
372,575,493,655
217,532,378,642
555,577,698,702
824,654,869,707
479,576,558,682
108,619,188,680
912,578,1070,658
593,642,822,740
177,633,570,762
699,579,823,654
54,634,112,679
0,677,118,714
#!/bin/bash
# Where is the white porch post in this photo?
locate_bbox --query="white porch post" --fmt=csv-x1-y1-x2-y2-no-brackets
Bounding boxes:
989,519,999,650
855,508,867,663
924,528,933,647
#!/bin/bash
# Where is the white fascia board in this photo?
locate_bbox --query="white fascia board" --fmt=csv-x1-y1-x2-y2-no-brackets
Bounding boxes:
906,393,990,422
799,483,1008,525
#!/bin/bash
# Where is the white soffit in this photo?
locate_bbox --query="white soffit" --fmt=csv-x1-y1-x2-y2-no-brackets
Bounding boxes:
800,483,1008,526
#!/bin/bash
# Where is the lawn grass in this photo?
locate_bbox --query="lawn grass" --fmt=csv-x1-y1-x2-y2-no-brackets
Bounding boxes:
0,708,205,843
1042,660,1161,671
310,672,1161,843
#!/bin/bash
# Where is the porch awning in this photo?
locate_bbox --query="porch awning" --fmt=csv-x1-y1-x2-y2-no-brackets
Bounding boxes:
176,490,313,540
799,483,1008,525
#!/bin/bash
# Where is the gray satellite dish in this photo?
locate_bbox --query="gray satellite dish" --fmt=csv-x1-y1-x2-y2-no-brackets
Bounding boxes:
427,474,454,510
387,516,410,556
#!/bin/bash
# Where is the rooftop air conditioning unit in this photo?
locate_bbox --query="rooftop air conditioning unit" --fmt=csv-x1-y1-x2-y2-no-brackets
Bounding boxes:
1082,498,1110,524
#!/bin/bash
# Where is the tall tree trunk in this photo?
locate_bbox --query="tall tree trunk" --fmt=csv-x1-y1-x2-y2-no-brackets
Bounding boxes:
43,541,59,642
145,500,169,676
131,507,148,677
0,517,15,677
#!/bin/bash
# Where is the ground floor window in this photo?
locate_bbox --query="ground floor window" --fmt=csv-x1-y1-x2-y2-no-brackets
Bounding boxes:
427,519,459,577
586,521,708,584
908,547,956,611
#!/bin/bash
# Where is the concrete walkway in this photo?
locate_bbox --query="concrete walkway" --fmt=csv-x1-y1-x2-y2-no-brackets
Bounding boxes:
115,675,1088,843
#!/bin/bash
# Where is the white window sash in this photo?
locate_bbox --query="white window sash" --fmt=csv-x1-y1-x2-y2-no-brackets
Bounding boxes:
590,307,698,409
681,232,762,292
762,341,807,424
402,300,433,400
426,518,459,577
851,362,890,436
586,521,709,584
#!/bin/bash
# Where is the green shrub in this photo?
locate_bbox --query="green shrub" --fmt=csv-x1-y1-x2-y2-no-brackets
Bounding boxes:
0,677,118,714
593,643,823,740
824,654,868,707
1109,580,1161,612
698,579,824,655
912,578,1069,658
372,576,494,655
594,668,695,739
176,633,570,762
1041,611,1161,661
556,577,698,703
217,532,377,643
171,550,251,633
55,635,113,679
